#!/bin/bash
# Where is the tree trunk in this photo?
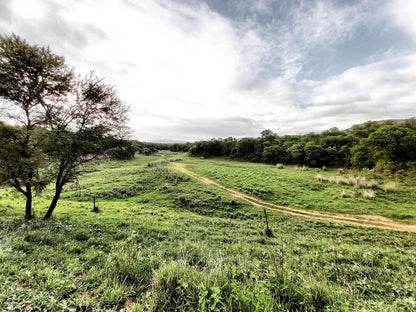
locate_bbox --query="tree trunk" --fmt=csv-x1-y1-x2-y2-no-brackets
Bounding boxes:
43,186,62,220
25,186,32,220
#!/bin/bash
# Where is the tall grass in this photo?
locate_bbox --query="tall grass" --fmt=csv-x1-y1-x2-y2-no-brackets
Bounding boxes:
1,154,416,311
362,189,375,200
328,175,378,189
384,182,397,194
316,174,327,182
147,159,167,167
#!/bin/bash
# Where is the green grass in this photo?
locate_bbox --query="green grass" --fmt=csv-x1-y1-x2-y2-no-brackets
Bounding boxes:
0,154,415,311
182,156,416,223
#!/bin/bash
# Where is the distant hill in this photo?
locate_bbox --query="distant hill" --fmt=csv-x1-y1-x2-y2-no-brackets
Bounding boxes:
147,139,191,144
346,118,414,131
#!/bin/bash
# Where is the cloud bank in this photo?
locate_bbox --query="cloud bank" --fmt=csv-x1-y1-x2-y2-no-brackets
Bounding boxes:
1,0,416,141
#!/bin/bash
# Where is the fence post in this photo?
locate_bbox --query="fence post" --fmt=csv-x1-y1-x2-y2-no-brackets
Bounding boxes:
93,196,98,213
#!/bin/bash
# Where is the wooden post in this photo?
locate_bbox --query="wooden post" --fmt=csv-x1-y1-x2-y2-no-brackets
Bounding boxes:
264,208,273,237
263,208,269,231
93,196,98,212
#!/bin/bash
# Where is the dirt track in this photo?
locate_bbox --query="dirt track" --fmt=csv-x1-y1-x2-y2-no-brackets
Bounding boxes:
173,164,416,233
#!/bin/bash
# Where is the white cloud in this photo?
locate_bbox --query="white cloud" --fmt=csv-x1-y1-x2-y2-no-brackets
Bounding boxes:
287,54,416,132
1,0,416,141
259,0,369,80
387,0,416,39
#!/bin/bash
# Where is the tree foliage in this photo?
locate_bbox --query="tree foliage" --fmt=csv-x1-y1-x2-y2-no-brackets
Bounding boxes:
188,119,416,171
0,34,129,219
0,34,73,219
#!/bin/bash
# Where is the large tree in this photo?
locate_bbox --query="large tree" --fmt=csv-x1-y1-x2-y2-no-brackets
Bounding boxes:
0,34,73,219
41,73,128,219
0,35,129,220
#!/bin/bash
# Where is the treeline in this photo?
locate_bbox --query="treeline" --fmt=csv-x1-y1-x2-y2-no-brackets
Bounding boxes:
188,119,416,170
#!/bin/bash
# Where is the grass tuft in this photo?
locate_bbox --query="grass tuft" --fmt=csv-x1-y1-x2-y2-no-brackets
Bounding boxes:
147,159,167,167
384,182,397,194
316,174,327,182
362,189,375,200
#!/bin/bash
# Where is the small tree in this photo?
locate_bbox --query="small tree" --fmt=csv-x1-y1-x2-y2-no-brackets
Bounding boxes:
0,34,72,219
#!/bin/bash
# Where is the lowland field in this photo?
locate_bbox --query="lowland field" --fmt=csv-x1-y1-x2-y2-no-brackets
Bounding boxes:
0,154,415,311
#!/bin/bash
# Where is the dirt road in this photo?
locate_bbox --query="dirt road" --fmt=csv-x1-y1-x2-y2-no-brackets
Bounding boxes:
173,164,416,233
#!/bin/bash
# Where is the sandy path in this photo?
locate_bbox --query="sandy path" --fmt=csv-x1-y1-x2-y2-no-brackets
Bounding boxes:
173,164,416,233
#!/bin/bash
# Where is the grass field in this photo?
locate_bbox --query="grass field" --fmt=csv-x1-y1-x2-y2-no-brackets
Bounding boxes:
183,157,416,223
0,154,415,311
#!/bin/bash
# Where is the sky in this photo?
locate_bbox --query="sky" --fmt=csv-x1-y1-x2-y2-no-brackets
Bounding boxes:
1,0,416,142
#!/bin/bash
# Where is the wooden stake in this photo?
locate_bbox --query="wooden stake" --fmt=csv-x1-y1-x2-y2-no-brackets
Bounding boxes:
263,208,269,230
93,196,98,212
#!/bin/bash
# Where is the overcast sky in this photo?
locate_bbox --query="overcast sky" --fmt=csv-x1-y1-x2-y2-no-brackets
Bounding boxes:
1,0,416,141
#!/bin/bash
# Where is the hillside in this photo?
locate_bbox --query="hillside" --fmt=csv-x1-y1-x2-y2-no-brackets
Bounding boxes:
1,154,415,311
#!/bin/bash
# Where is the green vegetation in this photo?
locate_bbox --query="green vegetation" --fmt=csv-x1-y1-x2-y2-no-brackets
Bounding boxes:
188,121,416,172
0,34,129,220
183,156,416,223
1,154,415,311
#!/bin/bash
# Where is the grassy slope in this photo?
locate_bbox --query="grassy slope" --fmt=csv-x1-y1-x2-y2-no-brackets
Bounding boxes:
183,156,416,223
0,154,415,311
